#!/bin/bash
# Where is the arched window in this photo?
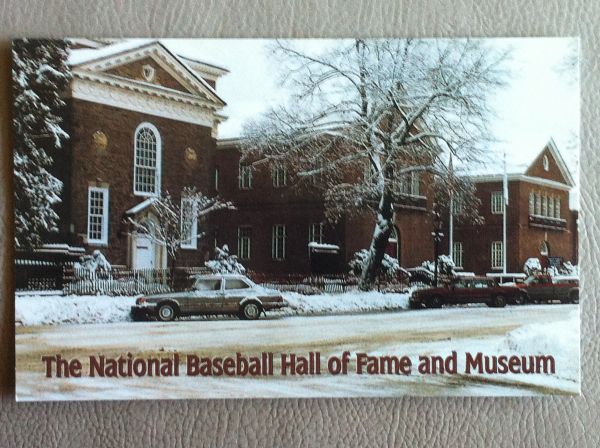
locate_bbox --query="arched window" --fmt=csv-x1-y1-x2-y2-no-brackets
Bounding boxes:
134,123,161,196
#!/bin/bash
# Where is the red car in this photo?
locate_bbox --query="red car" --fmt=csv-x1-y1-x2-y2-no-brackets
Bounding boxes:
409,277,522,309
516,274,579,304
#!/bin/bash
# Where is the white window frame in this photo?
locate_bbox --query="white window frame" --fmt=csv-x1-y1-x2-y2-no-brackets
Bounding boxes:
87,186,109,245
272,224,286,260
237,226,252,260
491,191,503,214
308,222,324,244
180,197,198,250
272,164,287,188
133,122,161,197
452,242,464,269
491,241,504,270
239,162,252,190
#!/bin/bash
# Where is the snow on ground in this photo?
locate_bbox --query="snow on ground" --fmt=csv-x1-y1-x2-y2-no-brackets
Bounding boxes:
15,290,410,326
15,294,137,326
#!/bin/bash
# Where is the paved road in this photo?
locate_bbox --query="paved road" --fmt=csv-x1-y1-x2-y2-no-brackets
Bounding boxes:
16,304,579,400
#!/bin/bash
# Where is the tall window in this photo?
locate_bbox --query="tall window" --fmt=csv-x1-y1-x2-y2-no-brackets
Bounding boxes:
529,192,535,215
308,222,324,244
491,191,503,214
452,242,464,268
134,123,161,195
272,164,287,187
272,225,286,260
555,197,561,218
87,187,109,245
535,192,542,215
491,241,503,269
548,196,555,218
239,163,252,189
399,171,421,196
180,197,198,249
541,195,548,216
237,226,251,260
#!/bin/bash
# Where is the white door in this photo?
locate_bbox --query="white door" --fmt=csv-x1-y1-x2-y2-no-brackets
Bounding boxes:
134,234,155,269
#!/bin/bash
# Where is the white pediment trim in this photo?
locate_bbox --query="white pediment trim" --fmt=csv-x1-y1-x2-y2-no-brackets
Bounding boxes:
71,77,218,130
75,42,225,107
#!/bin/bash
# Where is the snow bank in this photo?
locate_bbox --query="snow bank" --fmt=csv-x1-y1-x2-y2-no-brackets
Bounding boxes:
280,291,410,315
16,294,136,326
15,290,410,326
500,308,579,382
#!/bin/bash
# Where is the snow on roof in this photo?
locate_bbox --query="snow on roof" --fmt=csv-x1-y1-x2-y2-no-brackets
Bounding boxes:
68,39,153,66
308,242,340,253
68,39,226,105
126,197,157,215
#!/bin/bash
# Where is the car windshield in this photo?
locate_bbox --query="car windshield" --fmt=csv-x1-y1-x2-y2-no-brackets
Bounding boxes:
194,279,222,291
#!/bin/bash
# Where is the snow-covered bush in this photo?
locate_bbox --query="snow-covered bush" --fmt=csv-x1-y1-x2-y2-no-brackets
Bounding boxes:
74,250,112,278
205,245,246,274
560,261,579,276
523,257,542,276
420,255,456,277
348,249,403,280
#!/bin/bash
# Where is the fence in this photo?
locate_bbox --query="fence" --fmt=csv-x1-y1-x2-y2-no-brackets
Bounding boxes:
249,272,360,294
63,266,211,296
15,259,65,291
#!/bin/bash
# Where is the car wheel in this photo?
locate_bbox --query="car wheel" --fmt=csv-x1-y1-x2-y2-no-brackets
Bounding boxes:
514,294,527,305
427,296,443,309
239,302,261,320
157,303,177,322
570,292,579,304
493,295,507,308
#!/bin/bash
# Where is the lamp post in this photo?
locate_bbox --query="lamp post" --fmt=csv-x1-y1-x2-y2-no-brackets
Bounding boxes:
432,210,444,287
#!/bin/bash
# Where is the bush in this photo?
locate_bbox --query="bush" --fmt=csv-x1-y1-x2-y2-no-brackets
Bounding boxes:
348,249,404,281
205,245,246,274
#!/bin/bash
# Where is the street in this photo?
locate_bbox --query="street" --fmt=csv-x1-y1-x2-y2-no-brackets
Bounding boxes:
16,304,579,400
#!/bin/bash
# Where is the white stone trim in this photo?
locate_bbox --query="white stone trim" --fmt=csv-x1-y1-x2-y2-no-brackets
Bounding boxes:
71,77,216,127
467,173,572,191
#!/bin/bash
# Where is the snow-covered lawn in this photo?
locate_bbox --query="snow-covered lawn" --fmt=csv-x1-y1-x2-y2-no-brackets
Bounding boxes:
15,290,410,326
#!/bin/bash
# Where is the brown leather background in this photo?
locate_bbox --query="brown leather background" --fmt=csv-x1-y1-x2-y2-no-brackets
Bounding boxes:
0,1,597,446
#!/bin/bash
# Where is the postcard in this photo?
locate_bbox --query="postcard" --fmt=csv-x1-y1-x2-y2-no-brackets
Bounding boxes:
13,37,580,400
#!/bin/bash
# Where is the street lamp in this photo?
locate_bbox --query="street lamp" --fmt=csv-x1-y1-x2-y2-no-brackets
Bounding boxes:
431,209,444,287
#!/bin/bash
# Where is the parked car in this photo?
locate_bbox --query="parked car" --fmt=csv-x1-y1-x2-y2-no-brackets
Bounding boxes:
516,274,579,304
409,277,522,309
131,274,287,321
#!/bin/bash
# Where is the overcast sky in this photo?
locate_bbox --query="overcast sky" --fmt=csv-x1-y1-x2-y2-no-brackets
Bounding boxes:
164,38,579,203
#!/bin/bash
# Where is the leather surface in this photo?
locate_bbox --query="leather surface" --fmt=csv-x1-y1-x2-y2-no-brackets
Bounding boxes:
0,1,598,446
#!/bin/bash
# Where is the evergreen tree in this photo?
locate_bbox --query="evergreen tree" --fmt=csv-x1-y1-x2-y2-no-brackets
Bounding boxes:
12,39,71,249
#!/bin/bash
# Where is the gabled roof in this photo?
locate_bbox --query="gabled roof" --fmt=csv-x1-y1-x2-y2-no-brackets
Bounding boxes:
69,39,226,106
126,197,157,215
525,138,575,187
468,138,575,189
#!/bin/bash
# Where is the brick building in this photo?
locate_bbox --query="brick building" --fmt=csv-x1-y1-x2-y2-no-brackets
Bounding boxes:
446,139,578,274
30,39,578,275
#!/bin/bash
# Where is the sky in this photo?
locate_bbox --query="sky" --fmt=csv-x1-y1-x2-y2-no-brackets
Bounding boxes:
164,37,580,205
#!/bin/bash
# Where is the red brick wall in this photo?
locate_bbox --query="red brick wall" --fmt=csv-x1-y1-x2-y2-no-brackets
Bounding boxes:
65,99,217,266
450,179,576,275
105,57,190,94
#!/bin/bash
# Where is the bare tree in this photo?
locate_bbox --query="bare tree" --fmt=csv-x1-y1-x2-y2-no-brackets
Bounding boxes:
126,187,234,282
243,38,508,290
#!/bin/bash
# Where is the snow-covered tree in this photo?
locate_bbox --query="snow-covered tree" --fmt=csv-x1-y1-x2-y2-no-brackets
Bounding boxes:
74,250,112,278
12,39,71,250
126,187,234,281
523,258,542,276
349,249,407,281
243,39,508,290
205,245,246,274
421,255,457,277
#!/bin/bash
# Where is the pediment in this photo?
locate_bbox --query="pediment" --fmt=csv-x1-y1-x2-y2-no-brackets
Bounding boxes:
71,41,225,107
524,139,574,187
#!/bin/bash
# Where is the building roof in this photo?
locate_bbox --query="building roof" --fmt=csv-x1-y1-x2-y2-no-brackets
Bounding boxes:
68,39,227,106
